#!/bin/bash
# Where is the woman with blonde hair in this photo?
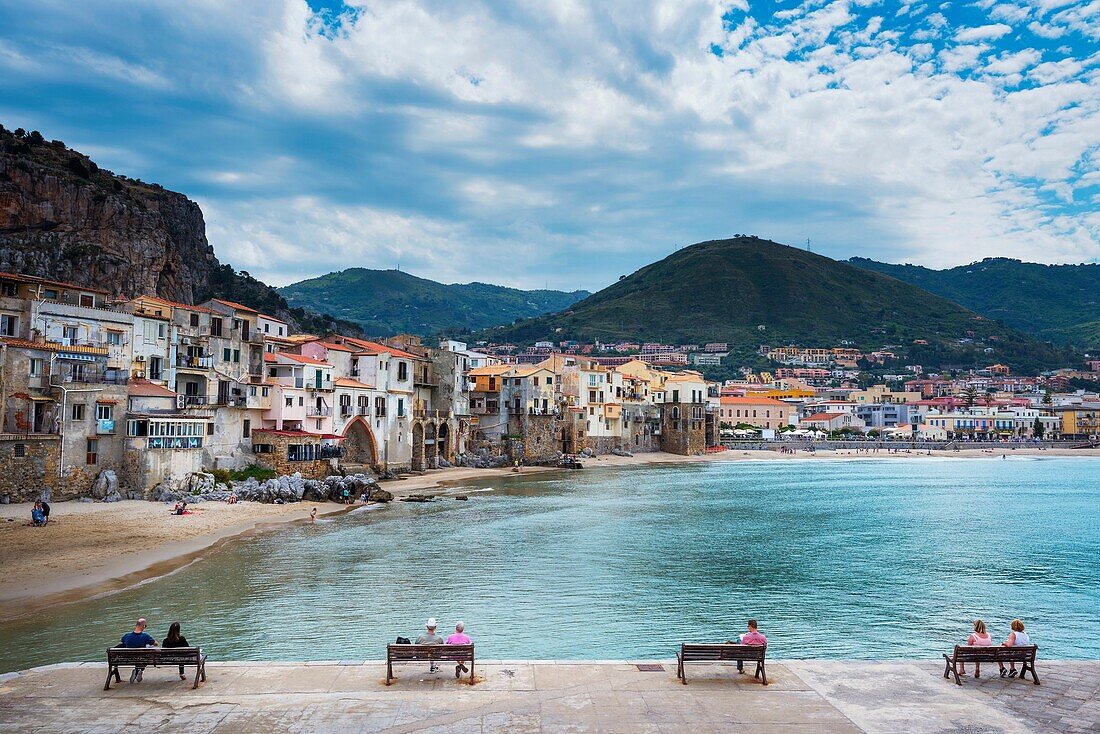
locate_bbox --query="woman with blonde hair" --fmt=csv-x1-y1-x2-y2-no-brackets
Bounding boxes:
999,619,1031,678
959,619,992,677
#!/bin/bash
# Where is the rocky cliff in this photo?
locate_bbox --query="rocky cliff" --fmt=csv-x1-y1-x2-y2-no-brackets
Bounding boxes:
0,124,361,335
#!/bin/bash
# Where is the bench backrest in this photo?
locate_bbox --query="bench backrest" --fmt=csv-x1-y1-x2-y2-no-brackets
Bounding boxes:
107,647,202,665
680,643,766,662
387,644,474,662
951,645,1037,663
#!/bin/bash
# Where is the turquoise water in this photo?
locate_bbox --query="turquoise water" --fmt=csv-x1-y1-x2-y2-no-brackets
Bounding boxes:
1,457,1097,672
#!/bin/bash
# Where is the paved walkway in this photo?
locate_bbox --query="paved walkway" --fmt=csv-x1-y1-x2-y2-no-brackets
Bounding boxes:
0,660,1095,733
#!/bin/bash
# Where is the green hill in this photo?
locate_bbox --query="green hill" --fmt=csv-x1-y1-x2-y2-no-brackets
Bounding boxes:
849,257,1100,348
482,237,1074,373
279,268,589,337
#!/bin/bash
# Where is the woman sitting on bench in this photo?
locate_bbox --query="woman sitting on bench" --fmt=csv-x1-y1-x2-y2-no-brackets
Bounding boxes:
999,619,1031,678
162,622,191,680
958,619,992,678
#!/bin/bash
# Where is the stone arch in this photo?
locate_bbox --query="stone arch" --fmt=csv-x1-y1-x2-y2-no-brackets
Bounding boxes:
412,422,425,471
437,422,451,462
342,417,377,466
425,421,438,467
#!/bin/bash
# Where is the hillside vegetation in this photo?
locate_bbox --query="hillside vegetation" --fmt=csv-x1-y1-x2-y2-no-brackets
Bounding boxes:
850,257,1100,348
279,268,588,337
483,238,1073,372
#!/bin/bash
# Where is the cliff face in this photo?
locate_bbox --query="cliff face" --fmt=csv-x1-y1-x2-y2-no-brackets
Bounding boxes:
0,126,362,336
0,130,214,302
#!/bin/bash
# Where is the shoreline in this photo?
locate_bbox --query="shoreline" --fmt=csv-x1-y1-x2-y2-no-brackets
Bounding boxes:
2,446,1097,621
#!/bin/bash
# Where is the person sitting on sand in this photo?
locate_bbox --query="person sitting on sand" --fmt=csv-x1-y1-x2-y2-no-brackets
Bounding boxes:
415,618,444,673
40,498,50,524
31,501,46,527
445,621,472,677
162,622,191,680
999,619,1031,678
735,619,767,674
958,619,992,677
119,618,157,683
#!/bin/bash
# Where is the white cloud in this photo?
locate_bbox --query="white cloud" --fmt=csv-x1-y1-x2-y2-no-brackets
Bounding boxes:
955,23,1013,40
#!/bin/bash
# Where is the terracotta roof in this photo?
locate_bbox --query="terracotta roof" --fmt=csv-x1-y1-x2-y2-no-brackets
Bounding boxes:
277,352,331,367
334,377,374,389
337,337,421,360
312,340,357,353
258,313,288,324
263,353,277,363
0,270,108,294
0,337,108,356
720,396,788,406
802,412,847,422
209,298,259,314
128,379,178,398
468,364,514,376
131,295,219,314
510,365,552,377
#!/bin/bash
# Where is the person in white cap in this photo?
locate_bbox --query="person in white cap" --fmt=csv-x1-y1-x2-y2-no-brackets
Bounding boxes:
415,617,444,673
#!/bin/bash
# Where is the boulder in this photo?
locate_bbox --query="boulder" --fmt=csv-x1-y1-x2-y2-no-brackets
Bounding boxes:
610,448,634,457
103,489,123,503
91,470,118,500
367,487,393,503
437,457,453,469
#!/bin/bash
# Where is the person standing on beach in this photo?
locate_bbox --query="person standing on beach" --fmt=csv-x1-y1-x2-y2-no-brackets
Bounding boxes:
415,618,444,673
119,618,157,683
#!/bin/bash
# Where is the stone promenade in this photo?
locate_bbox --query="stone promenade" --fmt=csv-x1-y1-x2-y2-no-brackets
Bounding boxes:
0,659,1096,733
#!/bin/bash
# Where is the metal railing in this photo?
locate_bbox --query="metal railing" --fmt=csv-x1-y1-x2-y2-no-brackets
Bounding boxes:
306,406,332,417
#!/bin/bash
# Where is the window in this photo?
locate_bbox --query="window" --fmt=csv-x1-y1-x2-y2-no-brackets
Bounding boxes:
672,390,679,403
397,361,408,381
128,419,149,437
278,326,284,336
207,422,215,436
86,439,98,465
61,325,78,342
158,323,167,339
190,313,200,327
43,288,58,300
14,443,26,457
264,323,270,333
223,347,231,362
148,355,163,381
547,376,553,385
95,404,113,421
0,314,18,336
79,294,94,307
397,398,404,417
106,331,122,346
233,349,240,363
210,317,223,337
261,387,269,397
298,396,304,406
252,443,273,454
285,397,293,407
29,358,42,376
0,282,16,297
71,403,85,421
534,377,539,386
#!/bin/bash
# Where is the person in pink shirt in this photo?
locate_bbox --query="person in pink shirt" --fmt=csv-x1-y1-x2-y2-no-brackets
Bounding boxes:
445,621,472,678
959,619,992,678
737,619,767,674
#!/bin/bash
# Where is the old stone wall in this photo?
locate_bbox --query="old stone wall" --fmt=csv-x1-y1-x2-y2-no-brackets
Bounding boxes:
660,402,706,455
251,432,333,479
0,434,62,502
507,414,560,462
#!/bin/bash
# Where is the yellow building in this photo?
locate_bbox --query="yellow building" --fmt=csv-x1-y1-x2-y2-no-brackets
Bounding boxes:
1053,404,1100,438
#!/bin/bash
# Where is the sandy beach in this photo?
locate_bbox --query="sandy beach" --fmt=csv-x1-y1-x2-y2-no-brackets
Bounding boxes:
1,446,1096,620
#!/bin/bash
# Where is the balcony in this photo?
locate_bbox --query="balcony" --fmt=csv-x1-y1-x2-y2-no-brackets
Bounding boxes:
306,405,332,417
50,371,129,386
181,395,209,407
176,355,214,370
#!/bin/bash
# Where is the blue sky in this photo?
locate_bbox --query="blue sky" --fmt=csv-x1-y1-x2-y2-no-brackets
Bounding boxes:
0,0,1096,291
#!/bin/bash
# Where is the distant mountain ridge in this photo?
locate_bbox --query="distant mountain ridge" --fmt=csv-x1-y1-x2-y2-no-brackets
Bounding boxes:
481,237,1073,372
279,268,589,337
849,257,1100,348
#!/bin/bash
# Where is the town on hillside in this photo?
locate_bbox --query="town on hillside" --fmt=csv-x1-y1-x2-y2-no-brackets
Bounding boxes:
1,269,1098,503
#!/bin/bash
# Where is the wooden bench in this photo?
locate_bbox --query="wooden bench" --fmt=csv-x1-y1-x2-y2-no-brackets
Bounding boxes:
104,647,207,690
942,645,1039,686
676,643,767,685
386,644,475,685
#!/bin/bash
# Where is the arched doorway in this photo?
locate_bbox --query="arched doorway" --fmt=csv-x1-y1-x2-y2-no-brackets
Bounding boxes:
412,422,425,471
342,418,377,466
437,422,451,462
425,422,438,467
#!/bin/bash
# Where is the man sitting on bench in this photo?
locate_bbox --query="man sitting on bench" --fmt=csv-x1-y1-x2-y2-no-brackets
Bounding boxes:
734,619,767,674
415,618,444,673
119,617,157,683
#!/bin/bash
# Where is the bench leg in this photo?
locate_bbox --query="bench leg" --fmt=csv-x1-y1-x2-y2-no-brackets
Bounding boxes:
1023,661,1040,685
386,660,392,686
469,658,475,685
943,655,962,685
104,665,116,691
193,663,202,689
757,661,767,686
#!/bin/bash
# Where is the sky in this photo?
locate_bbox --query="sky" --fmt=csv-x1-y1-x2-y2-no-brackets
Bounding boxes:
0,0,1097,292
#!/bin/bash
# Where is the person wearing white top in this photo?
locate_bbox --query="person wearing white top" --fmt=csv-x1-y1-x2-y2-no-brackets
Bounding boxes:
999,619,1031,678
